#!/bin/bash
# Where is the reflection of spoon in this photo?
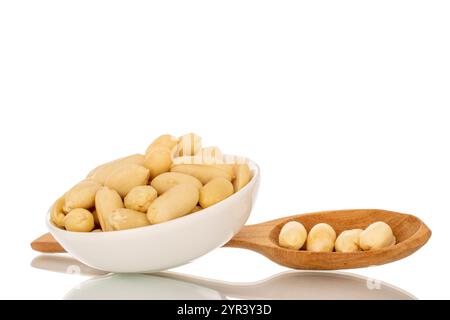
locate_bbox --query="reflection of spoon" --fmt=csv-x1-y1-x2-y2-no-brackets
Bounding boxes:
31,255,416,300
164,271,416,300
32,209,431,270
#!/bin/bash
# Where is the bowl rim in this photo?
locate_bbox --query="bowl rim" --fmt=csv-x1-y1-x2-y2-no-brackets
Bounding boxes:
46,157,260,236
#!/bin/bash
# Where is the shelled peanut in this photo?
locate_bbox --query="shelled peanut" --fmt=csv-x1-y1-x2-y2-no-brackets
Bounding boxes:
278,221,396,252
50,133,253,232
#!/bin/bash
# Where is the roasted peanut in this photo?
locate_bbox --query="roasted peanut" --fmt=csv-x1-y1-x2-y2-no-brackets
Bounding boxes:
63,179,101,213
144,147,173,179
87,154,145,184
335,229,363,253
108,208,151,231
306,223,337,252
104,164,150,197
175,133,202,156
95,187,124,231
147,184,199,224
278,221,307,250
199,177,234,208
64,208,95,232
359,221,396,250
233,164,251,192
150,172,202,195
171,164,232,184
124,185,158,213
50,196,67,228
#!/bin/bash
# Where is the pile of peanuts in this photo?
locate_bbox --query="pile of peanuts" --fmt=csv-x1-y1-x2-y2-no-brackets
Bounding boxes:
278,221,396,252
51,133,252,232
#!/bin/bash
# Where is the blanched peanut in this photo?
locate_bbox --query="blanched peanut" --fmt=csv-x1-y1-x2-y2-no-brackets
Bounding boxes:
50,196,67,228
176,133,202,156
64,208,95,232
104,164,150,197
63,179,101,213
359,221,396,250
145,135,178,154
211,164,235,179
278,221,307,250
171,164,232,184
124,186,158,213
147,184,199,224
92,209,100,227
171,156,235,178
233,164,251,192
150,172,202,195
108,208,150,231
191,206,202,213
95,187,124,231
335,229,363,253
87,154,145,184
199,177,234,208
144,147,173,179
92,229,102,232
307,223,337,252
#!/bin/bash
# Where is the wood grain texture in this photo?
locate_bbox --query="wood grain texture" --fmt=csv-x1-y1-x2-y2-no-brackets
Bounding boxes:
31,209,431,270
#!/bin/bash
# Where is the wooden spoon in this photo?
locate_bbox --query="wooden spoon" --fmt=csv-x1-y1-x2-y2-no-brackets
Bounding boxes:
31,209,431,270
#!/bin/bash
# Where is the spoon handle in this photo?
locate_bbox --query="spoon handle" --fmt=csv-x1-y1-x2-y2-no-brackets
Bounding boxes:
223,221,276,251
31,233,65,253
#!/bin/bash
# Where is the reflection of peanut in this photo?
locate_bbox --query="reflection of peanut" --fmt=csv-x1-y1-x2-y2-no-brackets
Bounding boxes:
306,223,336,252
199,177,234,208
64,208,95,232
63,180,101,213
359,222,396,250
147,184,199,224
335,229,363,253
279,221,307,250
124,186,158,213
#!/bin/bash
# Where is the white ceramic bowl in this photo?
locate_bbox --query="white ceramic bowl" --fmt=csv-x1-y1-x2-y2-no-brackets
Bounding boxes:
47,159,260,273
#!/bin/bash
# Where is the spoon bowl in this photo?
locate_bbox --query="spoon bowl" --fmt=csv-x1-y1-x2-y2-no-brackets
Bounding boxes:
225,209,432,269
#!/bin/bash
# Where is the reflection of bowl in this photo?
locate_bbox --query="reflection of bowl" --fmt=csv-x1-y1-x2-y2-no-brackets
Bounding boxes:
46,158,260,273
65,274,224,300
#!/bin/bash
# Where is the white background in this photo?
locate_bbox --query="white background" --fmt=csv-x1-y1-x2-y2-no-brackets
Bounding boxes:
0,1,449,299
